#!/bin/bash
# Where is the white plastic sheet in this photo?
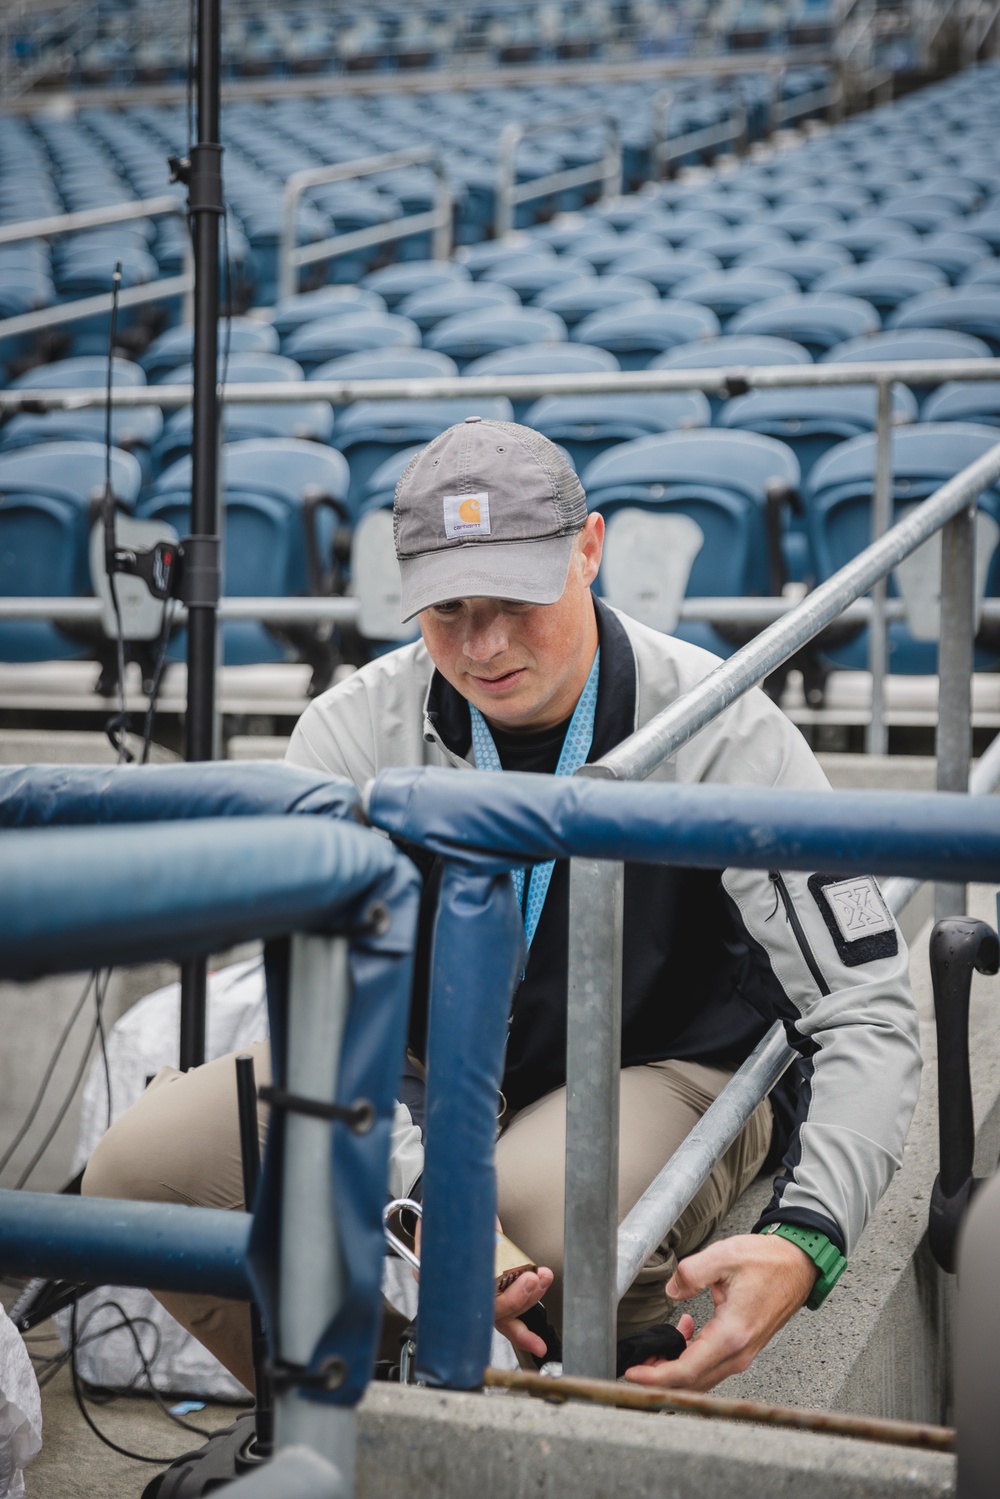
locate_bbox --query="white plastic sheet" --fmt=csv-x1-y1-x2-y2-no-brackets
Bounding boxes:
0,1304,41,1499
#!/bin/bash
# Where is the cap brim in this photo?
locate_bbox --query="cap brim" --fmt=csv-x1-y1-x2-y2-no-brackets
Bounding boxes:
398,533,577,623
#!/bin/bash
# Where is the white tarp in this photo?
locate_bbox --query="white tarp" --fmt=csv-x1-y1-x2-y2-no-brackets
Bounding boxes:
0,1305,41,1499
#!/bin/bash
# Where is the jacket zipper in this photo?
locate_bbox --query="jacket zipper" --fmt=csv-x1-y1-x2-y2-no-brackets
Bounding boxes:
769,871,831,996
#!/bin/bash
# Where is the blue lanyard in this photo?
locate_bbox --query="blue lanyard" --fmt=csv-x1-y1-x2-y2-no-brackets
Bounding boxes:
469,649,600,952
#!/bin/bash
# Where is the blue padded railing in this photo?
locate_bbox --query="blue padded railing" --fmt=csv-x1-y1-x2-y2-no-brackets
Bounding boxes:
0,773,420,1431
0,760,358,830
364,765,1000,1390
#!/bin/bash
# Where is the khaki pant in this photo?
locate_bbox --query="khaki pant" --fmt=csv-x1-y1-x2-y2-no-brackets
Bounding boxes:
82,1045,771,1387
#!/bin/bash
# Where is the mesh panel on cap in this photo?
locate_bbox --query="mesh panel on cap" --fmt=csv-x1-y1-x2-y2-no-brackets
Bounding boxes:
393,418,587,557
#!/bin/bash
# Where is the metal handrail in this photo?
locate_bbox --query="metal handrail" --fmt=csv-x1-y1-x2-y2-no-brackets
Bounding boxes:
3,355,1000,413
277,147,452,303
562,435,1000,1377
4,356,999,413
653,97,749,177
494,112,621,239
0,195,194,328
8,594,1000,628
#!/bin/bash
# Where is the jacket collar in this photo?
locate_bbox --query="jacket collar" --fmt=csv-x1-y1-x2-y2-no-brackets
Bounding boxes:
422,595,637,766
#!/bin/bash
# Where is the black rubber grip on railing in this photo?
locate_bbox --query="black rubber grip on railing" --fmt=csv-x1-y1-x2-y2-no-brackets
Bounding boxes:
929,917,1000,1273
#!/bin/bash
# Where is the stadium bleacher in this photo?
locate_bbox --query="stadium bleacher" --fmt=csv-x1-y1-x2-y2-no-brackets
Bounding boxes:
5,46,1000,716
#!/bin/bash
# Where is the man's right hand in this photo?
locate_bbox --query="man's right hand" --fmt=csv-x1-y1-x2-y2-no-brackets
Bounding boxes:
413,1217,554,1358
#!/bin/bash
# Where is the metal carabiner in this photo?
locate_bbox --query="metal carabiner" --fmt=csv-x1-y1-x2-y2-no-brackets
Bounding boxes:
383,1196,422,1273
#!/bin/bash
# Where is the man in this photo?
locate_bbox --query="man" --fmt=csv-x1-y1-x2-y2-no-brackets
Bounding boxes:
84,417,920,1392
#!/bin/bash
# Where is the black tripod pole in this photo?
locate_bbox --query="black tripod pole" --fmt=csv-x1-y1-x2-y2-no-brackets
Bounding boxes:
179,0,224,1072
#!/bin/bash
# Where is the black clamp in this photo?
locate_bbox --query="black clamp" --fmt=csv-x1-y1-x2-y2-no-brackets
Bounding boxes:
268,1355,347,1395
258,1085,375,1135
176,534,220,608
722,368,750,399
187,143,225,216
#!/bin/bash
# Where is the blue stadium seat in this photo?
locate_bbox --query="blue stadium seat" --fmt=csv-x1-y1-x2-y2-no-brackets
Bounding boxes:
922,382,1000,427
577,231,664,272
141,319,279,383
806,423,1000,673
462,343,620,420
876,194,964,235
764,203,844,240
572,300,720,370
717,382,918,578
480,252,595,299
888,287,1000,353
814,259,948,319
151,353,331,473
581,429,800,656
269,286,388,340
532,274,657,328
362,261,472,309
887,231,992,283
1,357,162,475
729,293,880,356
0,441,142,662
808,220,919,263
601,247,722,295
282,312,421,376
523,391,710,474
140,439,350,672
670,267,800,328
686,225,792,268
456,240,558,279
650,333,813,418
398,281,519,333
307,349,459,386
334,396,514,513
424,306,567,371
733,242,853,290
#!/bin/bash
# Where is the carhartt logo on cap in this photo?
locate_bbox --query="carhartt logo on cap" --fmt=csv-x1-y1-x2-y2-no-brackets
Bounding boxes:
443,490,491,540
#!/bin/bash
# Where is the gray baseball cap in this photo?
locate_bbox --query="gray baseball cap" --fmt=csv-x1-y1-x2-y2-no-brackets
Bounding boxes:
393,416,587,621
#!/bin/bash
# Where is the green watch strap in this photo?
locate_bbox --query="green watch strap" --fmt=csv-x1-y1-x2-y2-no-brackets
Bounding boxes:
761,1223,848,1309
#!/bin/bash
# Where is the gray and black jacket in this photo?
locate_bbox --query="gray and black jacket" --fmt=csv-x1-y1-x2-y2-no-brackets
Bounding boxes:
287,598,920,1260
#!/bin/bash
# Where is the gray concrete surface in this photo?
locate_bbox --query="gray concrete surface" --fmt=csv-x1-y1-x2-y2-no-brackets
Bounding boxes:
715,883,1000,1426
0,729,179,765
354,1384,954,1499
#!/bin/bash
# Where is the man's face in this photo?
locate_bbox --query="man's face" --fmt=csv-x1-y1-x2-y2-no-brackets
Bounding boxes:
418,513,604,732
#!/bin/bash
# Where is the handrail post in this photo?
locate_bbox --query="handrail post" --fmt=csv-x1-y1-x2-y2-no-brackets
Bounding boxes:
431,158,453,261
278,171,304,303
935,502,976,921
652,90,671,179
866,378,893,755
495,123,523,240
602,119,623,201
562,856,623,1378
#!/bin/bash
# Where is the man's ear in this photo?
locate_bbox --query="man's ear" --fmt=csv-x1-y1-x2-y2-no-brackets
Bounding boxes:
578,512,604,588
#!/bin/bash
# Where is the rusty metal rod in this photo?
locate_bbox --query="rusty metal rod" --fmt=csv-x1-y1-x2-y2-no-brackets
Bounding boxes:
482,1367,955,1454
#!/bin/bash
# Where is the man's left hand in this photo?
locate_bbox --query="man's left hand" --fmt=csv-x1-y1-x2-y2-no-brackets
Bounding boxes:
622,1232,818,1392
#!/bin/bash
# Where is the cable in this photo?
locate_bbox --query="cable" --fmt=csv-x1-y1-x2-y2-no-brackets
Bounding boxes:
0,973,95,1180
13,1014,99,1191
69,1299,195,1465
102,260,131,766
94,969,114,1132
141,598,177,765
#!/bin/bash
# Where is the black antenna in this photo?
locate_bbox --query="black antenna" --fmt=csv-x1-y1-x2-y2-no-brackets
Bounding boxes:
102,261,122,585
101,261,132,766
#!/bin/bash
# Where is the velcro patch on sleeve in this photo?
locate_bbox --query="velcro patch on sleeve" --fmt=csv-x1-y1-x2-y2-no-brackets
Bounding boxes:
808,874,899,967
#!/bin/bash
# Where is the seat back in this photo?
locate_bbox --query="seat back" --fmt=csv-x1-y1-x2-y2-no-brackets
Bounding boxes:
523,391,710,474
582,430,799,652
0,492,93,661
806,422,1000,671
571,300,720,370
334,397,514,513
